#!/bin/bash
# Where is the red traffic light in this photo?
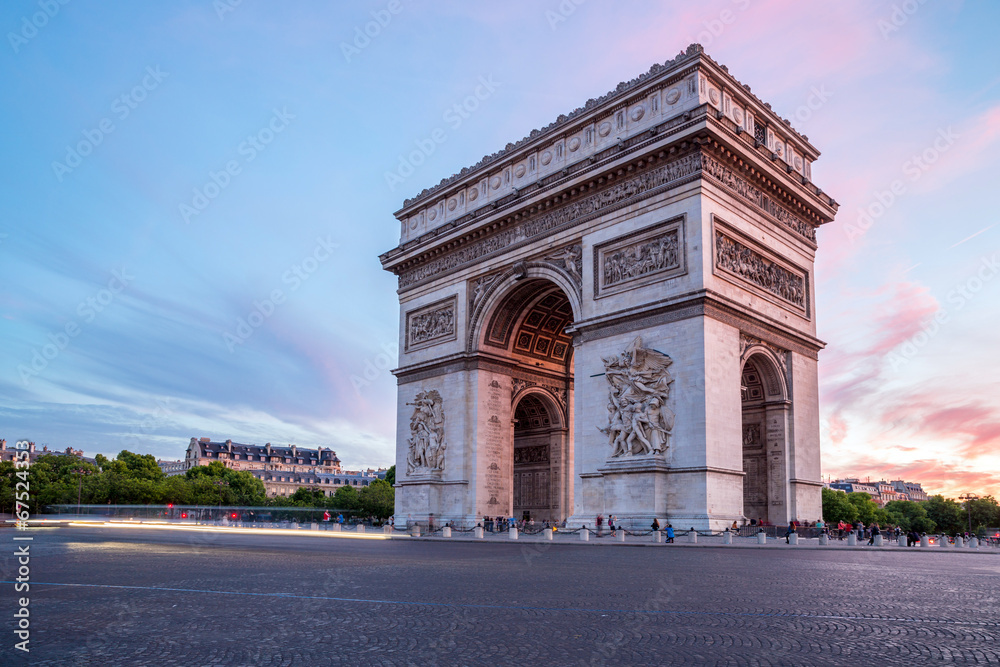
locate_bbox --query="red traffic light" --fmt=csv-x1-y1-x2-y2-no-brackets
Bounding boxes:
167,503,173,508
181,513,187,519
231,513,238,519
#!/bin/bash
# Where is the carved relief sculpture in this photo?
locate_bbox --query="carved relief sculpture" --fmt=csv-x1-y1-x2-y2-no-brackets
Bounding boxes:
543,244,583,286
405,390,446,475
602,229,679,288
715,232,805,309
599,337,675,457
406,298,457,350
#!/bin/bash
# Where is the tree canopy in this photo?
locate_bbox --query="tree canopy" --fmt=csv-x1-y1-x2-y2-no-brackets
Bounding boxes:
5,451,391,515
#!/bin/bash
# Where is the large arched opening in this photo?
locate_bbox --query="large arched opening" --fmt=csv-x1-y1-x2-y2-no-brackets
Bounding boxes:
740,350,790,525
472,270,577,524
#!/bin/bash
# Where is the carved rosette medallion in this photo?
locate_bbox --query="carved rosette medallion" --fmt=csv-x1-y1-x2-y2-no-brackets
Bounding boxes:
405,390,446,475
599,336,675,458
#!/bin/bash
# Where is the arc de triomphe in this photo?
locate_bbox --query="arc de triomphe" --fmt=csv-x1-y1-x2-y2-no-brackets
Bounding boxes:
380,45,837,530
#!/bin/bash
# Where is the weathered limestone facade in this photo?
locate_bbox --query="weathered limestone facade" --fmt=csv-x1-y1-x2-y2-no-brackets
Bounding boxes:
380,45,837,529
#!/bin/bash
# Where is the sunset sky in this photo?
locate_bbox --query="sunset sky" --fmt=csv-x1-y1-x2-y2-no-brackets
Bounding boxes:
2,1,998,498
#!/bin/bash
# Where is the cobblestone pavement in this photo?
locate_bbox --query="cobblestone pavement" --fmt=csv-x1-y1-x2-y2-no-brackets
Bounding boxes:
4,526,999,666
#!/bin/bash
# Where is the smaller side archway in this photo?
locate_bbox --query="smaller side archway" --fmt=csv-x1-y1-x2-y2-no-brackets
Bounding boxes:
740,349,791,526
511,387,568,523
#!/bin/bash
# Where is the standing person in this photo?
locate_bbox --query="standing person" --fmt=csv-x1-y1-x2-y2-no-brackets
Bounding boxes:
323,510,330,523
868,523,880,546
596,515,604,537
651,517,660,532
665,524,675,543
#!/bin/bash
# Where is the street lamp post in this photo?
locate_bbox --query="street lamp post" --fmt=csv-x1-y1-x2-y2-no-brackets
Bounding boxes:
213,480,229,522
959,493,979,534
72,468,92,517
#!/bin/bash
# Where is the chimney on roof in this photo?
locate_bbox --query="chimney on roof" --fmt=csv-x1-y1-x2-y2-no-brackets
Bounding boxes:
0,440,5,451
291,445,297,457
199,437,210,442
226,439,233,453
265,443,271,455
28,442,35,453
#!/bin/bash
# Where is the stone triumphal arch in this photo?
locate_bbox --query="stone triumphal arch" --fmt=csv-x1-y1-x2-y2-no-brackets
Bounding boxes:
380,45,838,529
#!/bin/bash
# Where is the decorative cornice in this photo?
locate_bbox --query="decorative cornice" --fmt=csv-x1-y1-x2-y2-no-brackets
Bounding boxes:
398,43,823,212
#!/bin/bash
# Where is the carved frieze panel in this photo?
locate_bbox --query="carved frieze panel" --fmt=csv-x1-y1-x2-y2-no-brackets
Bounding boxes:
714,225,807,315
397,152,704,289
404,296,457,351
594,216,686,298
514,445,550,465
702,153,816,244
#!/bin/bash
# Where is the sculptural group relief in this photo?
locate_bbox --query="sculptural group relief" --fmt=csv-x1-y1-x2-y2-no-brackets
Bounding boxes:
405,390,446,475
599,337,675,458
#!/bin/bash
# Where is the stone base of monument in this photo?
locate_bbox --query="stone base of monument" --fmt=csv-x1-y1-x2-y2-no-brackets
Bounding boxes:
940,535,949,548
970,537,979,548
818,534,829,546
846,533,857,546
756,532,766,545
920,535,929,547
788,533,798,546
331,523,341,533
873,534,882,546
442,526,451,538
688,530,698,544
897,535,906,547
616,530,625,543
653,530,663,543
356,524,365,534
592,457,674,531
543,528,553,541
723,531,732,545
955,535,964,547
383,524,392,535
411,526,420,537
311,523,318,531
508,527,518,540
474,526,484,539
580,529,589,542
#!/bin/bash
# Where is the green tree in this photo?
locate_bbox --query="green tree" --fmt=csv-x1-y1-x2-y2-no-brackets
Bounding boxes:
882,500,936,533
185,462,266,505
965,496,1000,534
846,492,880,525
822,488,858,524
923,495,963,534
0,461,16,514
330,484,360,511
289,486,328,507
359,479,394,520
384,465,395,487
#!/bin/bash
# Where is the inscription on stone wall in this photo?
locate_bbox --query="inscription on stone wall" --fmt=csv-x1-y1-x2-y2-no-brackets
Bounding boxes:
405,297,457,350
715,232,806,310
483,379,509,513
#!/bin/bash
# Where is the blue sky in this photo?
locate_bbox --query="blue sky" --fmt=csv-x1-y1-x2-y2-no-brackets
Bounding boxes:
2,1,999,495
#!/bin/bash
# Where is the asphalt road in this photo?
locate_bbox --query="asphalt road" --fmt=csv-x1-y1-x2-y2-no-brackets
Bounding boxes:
3,526,999,666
